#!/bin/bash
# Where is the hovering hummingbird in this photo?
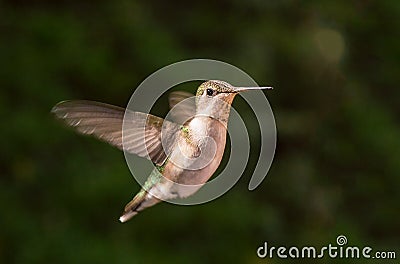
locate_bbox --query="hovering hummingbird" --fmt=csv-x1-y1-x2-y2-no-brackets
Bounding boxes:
52,80,272,222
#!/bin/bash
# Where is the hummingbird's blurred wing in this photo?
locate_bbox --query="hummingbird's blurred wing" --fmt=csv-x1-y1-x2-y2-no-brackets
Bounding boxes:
168,91,196,124
52,100,180,166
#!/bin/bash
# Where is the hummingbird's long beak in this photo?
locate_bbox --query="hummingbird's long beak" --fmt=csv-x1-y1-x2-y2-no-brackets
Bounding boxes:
233,86,273,92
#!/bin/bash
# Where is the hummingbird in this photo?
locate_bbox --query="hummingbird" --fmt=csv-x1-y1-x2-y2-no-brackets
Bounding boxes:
52,80,272,222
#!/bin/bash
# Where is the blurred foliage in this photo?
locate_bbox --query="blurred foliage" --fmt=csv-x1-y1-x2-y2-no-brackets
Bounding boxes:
0,0,399,263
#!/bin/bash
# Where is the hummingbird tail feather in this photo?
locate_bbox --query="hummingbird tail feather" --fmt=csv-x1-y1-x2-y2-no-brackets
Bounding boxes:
119,210,138,223
119,190,161,223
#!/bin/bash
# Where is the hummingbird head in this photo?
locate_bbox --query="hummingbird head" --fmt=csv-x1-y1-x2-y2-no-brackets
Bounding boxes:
194,80,272,121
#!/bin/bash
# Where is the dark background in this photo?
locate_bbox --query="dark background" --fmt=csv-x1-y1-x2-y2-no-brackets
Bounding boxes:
1,1,399,263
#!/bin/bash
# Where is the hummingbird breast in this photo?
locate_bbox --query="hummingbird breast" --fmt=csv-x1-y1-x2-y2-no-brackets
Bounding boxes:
160,116,228,198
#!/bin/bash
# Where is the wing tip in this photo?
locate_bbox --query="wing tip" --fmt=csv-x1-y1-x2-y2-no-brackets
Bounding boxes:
51,100,74,117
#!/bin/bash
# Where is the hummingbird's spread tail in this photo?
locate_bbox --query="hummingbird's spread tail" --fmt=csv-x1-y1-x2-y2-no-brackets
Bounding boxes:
119,190,161,223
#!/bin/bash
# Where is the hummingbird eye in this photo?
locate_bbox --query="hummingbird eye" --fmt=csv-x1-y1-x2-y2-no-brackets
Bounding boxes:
206,88,215,96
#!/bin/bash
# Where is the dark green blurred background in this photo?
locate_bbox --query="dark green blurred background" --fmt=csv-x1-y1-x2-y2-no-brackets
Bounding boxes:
1,1,399,263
